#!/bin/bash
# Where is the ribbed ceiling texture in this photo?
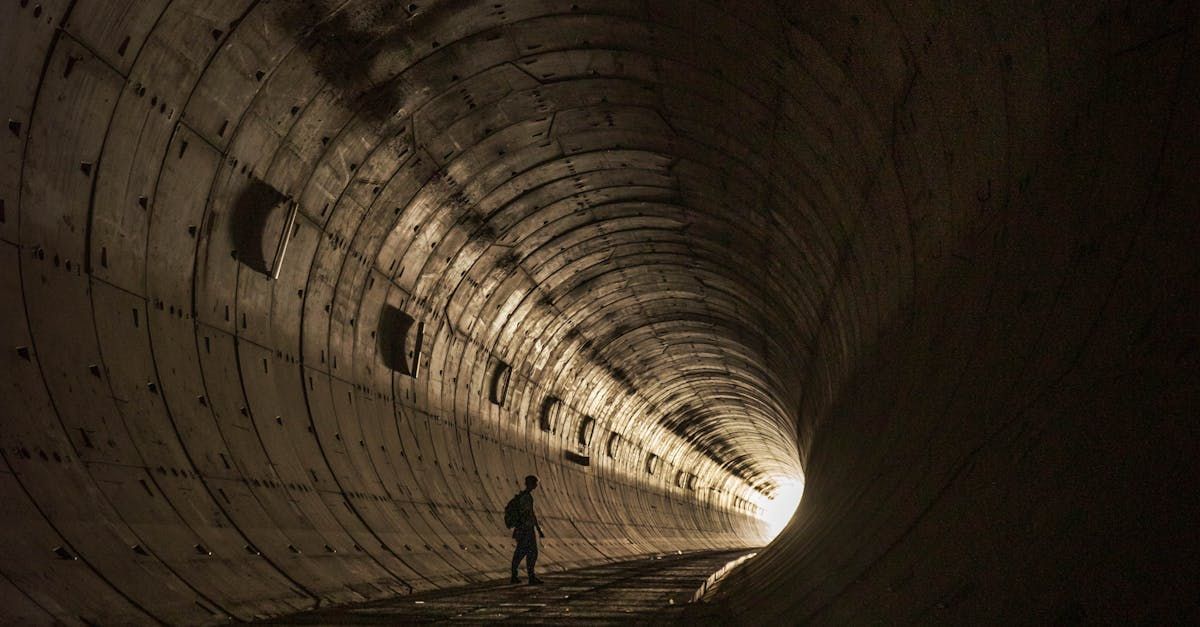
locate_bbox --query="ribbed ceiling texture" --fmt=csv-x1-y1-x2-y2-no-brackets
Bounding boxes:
1,0,1197,624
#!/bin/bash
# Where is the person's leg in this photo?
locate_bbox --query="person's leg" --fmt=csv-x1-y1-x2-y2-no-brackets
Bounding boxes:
527,543,542,584
511,543,524,582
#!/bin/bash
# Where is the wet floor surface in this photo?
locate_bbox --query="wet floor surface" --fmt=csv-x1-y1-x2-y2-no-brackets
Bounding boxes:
261,549,754,625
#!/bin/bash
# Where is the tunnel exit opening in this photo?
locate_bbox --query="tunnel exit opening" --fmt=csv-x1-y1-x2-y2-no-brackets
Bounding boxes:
757,477,805,542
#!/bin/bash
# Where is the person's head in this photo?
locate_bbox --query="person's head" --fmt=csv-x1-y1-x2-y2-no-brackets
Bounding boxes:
524,475,539,491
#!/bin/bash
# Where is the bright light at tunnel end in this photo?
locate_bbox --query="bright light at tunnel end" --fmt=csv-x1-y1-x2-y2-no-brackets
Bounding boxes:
756,476,805,542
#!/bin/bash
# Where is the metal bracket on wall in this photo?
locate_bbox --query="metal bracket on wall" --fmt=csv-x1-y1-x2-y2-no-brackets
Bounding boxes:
269,201,299,280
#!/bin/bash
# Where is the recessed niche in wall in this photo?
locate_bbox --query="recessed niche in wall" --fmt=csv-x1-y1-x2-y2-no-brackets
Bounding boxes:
539,396,560,432
577,416,595,447
564,450,590,466
230,177,297,279
489,360,511,405
379,305,422,377
606,432,621,458
645,453,659,475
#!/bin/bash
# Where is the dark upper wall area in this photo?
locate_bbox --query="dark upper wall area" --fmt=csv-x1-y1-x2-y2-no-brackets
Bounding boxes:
711,1,1200,624
1,0,1197,624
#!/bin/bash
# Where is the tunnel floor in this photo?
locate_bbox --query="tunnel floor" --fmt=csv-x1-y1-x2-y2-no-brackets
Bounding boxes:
258,549,754,624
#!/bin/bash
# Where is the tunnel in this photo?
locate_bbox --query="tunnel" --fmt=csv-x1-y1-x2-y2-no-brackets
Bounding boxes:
1,0,1197,624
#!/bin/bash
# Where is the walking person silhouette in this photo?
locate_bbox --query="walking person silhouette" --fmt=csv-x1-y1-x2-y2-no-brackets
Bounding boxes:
505,475,545,584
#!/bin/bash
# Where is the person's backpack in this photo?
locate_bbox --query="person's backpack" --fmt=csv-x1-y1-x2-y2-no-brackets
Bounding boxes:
504,492,522,529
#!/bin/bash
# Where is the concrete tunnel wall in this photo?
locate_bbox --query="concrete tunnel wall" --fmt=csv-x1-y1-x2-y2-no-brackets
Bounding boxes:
0,0,1196,625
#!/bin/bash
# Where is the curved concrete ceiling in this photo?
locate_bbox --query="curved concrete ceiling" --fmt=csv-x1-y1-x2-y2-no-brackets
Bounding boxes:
1,0,1196,624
